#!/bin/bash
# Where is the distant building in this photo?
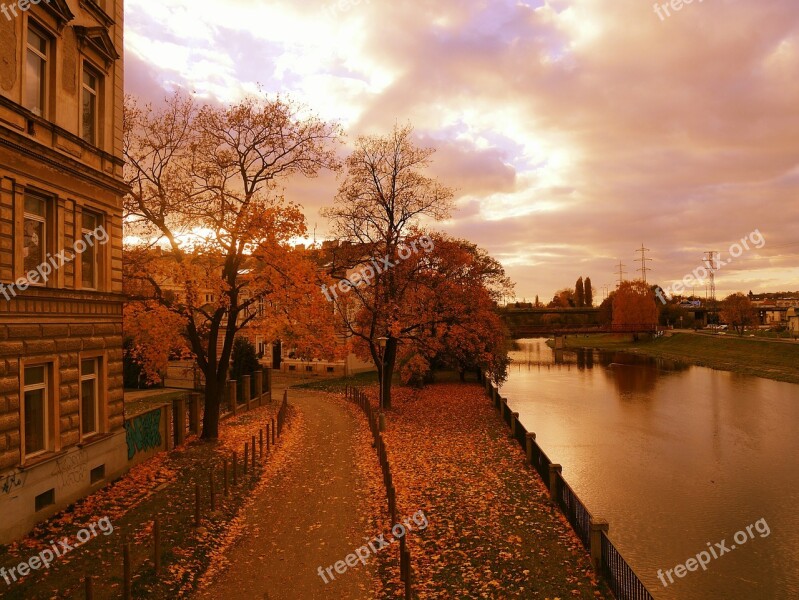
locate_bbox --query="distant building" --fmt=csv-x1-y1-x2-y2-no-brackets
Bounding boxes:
0,0,126,542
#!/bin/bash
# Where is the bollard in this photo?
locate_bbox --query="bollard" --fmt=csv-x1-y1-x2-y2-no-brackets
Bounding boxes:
511,412,520,437
85,575,93,599
195,483,201,525
232,452,238,487
123,543,131,600
243,375,252,411
223,458,229,497
210,469,216,511
153,517,161,575
244,443,249,475
259,429,264,458
173,395,186,446
251,435,256,469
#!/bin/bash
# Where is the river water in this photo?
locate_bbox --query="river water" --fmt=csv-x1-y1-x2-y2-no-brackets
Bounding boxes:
500,338,799,600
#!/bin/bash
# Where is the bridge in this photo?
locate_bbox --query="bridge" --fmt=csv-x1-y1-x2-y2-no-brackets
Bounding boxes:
498,307,659,338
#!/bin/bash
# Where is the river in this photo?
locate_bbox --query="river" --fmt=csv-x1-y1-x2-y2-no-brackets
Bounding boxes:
500,338,799,600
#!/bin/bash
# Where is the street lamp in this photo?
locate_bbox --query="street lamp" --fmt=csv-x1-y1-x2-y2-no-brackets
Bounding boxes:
377,336,389,431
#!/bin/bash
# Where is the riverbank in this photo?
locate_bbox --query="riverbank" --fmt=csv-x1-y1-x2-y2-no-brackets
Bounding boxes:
553,332,799,384
362,381,611,599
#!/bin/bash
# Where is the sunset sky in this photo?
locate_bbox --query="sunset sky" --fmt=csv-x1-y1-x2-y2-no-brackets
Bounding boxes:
124,0,799,301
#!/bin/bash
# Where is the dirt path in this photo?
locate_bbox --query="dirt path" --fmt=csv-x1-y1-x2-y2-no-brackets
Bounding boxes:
194,390,378,600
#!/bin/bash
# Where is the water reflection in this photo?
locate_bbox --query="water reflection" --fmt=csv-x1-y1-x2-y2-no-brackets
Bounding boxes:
502,338,799,600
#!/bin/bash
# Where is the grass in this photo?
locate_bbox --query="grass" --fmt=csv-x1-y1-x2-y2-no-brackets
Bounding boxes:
556,332,799,384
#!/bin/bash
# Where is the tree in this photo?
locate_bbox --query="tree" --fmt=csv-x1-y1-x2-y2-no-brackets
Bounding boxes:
123,300,190,385
721,293,758,336
548,288,575,308
534,294,540,308
575,277,585,307
322,124,454,409
612,280,658,339
123,93,342,439
230,337,260,398
584,277,593,307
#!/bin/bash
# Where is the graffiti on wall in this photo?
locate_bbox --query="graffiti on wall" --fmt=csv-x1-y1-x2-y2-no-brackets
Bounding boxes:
50,450,89,488
1,471,26,495
124,409,163,460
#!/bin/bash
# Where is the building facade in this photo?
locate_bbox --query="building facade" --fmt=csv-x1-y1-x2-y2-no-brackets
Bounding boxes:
0,0,126,543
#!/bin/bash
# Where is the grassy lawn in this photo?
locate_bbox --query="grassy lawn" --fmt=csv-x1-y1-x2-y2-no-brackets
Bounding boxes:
557,332,799,384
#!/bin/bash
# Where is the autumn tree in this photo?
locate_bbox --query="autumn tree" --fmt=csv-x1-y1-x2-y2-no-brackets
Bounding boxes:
548,288,575,308
123,93,341,438
322,124,454,409
584,277,593,307
612,280,658,338
721,293,758,336
575,277,585,307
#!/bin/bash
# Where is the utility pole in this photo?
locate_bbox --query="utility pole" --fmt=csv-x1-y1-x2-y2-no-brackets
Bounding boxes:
635,244,653,283
704,251,719,325
616,261,626,287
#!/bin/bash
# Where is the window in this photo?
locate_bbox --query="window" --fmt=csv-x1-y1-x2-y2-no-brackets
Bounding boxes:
24,365,49,457
25,26,49,118
80,359,99,437
35,489,55,511
81,211,101,289
81,65,99,144
23,192,48,277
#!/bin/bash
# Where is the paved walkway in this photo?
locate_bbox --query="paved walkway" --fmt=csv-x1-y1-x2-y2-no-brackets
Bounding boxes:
194,389,377,600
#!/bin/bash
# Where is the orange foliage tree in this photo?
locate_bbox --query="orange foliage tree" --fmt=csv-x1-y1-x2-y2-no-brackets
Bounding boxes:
123,93,342,439
720,292,758,336
612,280,658,336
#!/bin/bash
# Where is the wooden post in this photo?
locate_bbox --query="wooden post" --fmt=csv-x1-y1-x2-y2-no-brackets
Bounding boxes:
228,379,238,416
123,543,131,600
549,463,562,499
525,432,536,464
195,483,201,525
244,443,249,474
254,370,263,407
259,429,264,458
173,395,186,446
403,548,412,599
232,452,238,487
590,518,609,571
223,458,229,497
153,517,161,576
265,367,272,402
266,423,271,452
189,393,201,434
85,575,93,599
251,435,256,469
242,375,252,411
271,418,276,444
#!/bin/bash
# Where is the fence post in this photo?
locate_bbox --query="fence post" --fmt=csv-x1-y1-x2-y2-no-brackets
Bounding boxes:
590,518,609,571
85,575,93,599
254,370,263,407
173,395,186,446
265,367,272,402
228,379,238,416
153,517,161,575
525,432,536,464
123,543,131,600
548,463,562,499
251,435,256,469
162,403,174,451
511,412,519,437
272,418,276,444
189,393,201,434
195,483,201,525
242,375,252,411
244,443,249,474
223,458,229,497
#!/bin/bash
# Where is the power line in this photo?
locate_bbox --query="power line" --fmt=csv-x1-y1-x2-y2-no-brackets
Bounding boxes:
635,244,653,283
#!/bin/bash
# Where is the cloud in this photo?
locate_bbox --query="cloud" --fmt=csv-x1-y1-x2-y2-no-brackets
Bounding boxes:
124,0,799,299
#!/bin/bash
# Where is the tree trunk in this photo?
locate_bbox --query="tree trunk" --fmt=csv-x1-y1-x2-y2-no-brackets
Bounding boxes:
379,337,398,410
201,376,222,439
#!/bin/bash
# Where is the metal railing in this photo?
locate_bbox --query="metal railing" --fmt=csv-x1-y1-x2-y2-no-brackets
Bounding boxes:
601,532,655,600
481,372,656,600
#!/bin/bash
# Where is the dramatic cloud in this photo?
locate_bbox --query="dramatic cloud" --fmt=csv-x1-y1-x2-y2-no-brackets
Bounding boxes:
125,0,799,300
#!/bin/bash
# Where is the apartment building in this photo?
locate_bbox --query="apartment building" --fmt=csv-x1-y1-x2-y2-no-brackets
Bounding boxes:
0,0,126,542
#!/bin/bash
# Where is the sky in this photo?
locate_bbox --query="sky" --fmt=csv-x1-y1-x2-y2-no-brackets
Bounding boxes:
124,0,799,302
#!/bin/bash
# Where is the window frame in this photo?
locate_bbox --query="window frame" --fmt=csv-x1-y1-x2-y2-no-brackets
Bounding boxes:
23,190,50,285
80,357,100,438
81,62,101,145
24,23,51,119
22,363,51,459
80,210,102,290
